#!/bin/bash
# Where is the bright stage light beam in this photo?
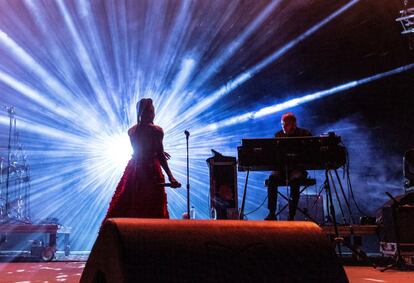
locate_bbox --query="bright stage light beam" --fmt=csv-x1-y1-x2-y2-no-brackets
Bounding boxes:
178,0,360,124
189,0,283,90
56,0,118,125
200,62,414,132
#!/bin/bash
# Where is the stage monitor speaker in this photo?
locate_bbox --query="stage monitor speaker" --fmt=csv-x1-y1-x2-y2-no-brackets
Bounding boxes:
378,192,414,243
80,219,348,283
380,205,414,243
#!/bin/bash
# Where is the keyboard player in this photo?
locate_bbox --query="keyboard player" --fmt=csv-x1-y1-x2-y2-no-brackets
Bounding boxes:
265,112,312,221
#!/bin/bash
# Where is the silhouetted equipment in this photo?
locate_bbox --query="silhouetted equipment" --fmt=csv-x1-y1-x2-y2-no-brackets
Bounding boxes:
237,134,346,171
381,205,414,244
265,176,319,222
376,149,414,271
0,224,58,261
237,133,354,256
0,106,32,223
396,4,414,34
293,191,324,223
277,193,325,223
379,192,414,247
206,150,238,219
403,149,414,190
378,192,414,271
396,0,414,49
80,219,348,283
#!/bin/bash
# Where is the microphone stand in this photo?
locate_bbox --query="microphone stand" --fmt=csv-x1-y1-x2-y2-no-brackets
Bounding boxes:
184,130,190,218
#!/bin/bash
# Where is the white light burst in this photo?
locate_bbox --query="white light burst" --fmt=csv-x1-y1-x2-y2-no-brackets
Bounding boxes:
99,132,133,170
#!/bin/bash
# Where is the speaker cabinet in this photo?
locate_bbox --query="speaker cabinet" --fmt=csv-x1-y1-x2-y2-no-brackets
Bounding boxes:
381,205,414,243
81,219,348,283
206,154,238,219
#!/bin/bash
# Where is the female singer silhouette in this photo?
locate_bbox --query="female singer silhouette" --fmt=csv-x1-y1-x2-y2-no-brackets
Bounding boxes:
104,98,181,220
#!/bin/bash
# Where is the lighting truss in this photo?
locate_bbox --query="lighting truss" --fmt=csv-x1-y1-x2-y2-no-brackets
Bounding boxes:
396,1,414,34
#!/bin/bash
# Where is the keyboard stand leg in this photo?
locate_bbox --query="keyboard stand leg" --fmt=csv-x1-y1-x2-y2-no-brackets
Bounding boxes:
239,170,250,220
325,169,342,256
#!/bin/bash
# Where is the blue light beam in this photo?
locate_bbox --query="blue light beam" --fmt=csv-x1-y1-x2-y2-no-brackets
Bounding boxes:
176,0,360,126
200,62,414,132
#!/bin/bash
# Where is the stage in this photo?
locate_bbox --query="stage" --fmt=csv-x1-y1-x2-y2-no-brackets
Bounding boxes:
0,262,413,283
1,219,412,283
1,0,414,281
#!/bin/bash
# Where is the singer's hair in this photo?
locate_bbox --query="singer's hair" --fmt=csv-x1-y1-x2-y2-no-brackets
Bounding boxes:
137,98,155,125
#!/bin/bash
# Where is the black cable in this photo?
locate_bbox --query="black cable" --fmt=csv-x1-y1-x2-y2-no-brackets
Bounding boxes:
244,195,268,216
308,171,325,215
342,143,369,217
328,170,347,224
309,183,325,209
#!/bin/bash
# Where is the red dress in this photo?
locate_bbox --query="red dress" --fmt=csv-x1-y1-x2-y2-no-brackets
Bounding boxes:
104,123,169,219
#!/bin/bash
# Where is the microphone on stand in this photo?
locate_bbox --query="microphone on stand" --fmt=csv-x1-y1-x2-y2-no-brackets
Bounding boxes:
158,183,182,188
184,130,191,218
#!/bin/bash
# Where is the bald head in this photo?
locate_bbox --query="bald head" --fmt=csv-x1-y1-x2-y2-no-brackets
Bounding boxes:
281,112,297,135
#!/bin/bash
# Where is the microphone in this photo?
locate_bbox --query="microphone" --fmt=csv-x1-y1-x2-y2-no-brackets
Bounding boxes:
184,130,190,137
159,183,182,188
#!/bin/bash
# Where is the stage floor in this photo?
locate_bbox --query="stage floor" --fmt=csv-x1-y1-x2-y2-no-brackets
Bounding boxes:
0,262,413,283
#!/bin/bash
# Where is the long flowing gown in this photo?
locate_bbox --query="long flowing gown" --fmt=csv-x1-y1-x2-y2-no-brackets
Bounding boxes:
104,123,169,219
